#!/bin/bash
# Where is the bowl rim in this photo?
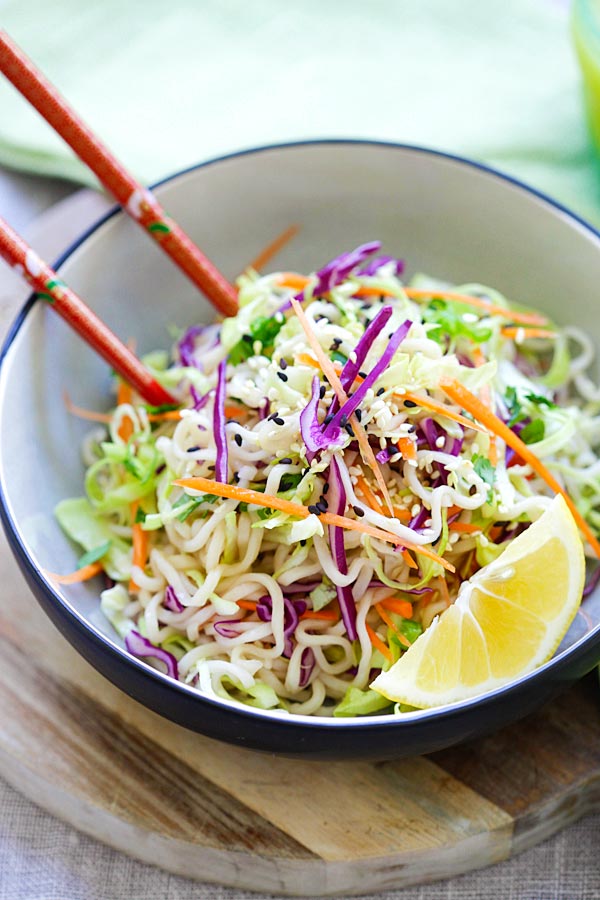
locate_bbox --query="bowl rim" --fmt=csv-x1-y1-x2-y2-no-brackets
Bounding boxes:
1,137,600,730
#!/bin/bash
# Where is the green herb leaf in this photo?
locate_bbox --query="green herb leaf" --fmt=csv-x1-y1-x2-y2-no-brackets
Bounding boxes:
331,349,349,365
520,419,545,444
144,402,180,414
473,454,496,486
77,540,111,569
423,301,492,344
228,316,284,364
134,506,146,523
524,392,556,409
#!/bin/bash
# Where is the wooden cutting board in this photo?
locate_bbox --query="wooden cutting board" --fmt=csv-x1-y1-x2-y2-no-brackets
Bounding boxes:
0,192,599,896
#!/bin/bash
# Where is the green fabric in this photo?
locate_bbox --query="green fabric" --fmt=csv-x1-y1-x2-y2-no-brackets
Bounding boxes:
0,0,599,224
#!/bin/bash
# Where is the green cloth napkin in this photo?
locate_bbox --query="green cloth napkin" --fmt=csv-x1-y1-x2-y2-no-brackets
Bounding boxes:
0,0,599,225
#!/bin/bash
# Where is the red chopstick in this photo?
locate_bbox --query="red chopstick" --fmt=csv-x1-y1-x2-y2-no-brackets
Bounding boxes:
0,30,238,318
0,216,176,407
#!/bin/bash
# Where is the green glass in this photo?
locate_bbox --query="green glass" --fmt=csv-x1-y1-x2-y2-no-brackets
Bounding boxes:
573,0,600,150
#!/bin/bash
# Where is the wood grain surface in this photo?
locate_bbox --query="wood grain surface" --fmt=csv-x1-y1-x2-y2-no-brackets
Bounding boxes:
0,192,599,896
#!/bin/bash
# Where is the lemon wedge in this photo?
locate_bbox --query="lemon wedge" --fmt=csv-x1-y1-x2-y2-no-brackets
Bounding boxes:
371,495,585,709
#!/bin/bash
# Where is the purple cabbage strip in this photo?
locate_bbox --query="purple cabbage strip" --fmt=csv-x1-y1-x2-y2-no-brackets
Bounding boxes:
256,595,307,658
164,585,184,613
360,255,405,277
213,618,244,639
299,647,316,688
213,359,228,483
324,318,411,435
338,305,393,397
259,399,270,420
125,630,179,680
178,323,220,368
327,456,358,640
300,375,344,456
190,385,211,411
376,445,394,464
313,241,381,295
583,564,600,599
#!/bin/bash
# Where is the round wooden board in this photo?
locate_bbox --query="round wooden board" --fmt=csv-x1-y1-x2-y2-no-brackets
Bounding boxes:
1,193,599,896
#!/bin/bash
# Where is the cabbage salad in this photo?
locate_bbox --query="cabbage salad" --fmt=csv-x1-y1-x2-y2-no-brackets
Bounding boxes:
55,242,600,717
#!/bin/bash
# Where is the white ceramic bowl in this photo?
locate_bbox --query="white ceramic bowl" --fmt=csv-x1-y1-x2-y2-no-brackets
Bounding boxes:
1,141,599,759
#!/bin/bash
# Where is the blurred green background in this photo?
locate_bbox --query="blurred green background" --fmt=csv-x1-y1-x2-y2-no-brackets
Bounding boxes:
0,0,599,224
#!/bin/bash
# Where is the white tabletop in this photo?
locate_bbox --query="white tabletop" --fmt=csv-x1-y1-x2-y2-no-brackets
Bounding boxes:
0,166,598,900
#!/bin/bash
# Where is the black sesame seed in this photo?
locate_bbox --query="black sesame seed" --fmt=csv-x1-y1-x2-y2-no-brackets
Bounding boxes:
187,445,200,452
302,467,310,476
324,413,334,425
242,334,253,343
345,423,355,437
307,504,320,515
376,387,385,396
280,358,288,370
207,465,215,471
332,337,342,347
358,370,367,379
353,505,365,517
234,433,243,446
300,539,307,546
273,416,285,425
319,385,326,399
355,409,362,422
407,425,417,433
277,371,288,382
323,482,330,494
233,472,240,483
339,414,348,428
404,399,417,408
314,501,327,514
388,332,394,339
280,457,292,464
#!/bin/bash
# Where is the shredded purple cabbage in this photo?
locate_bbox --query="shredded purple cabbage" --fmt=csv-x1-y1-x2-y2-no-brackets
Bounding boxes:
325,317,411,435
164,585,184,613
336,305,393,405
300,375,343,456
327,457,358,640
125,630,179,680
313,241,381,295
259,399,270,420
190,385,211,411
360,255,405,277
299,647,316,688
256,595,307,657
213,359,228,483
213,618,243,639
178,323,220,368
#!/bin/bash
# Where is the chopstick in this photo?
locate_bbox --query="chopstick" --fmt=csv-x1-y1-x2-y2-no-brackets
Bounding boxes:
0,30,238,318
0,215,176,407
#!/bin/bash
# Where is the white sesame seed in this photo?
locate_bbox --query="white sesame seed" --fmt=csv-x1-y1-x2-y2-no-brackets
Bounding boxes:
435,436,445,448
411,504,420,517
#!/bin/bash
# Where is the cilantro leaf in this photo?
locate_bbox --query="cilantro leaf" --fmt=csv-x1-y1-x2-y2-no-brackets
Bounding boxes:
423,300,492,344
520,419,545,444
229,316,284,364
473,454,496,487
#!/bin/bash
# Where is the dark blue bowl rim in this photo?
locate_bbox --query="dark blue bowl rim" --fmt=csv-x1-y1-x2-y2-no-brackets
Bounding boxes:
1,137,600,732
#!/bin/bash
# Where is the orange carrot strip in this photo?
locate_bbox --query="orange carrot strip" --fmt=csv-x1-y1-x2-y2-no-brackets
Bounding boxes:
448,521,483,534
397,435,417,461
289,296,394,512
366,623,393,661
237,600,258,611
245,225,300,273
129,502,148,593
403,288,549,326
437,575,451,607
440,377,600,558
353,285,396,298
117,380,134,441
300,609,339,621
45,561,104,585
276,272,312,292
375,603,411,647
355,474,384,514
500,327,558,341
224,404,249,419
63,392,112,423
295,352,321,369
173,476,455,572
379,597,414,618
401,549,418,569
396,390,490,435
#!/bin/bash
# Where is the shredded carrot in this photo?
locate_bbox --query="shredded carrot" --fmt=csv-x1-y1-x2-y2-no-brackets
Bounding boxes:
237,600,258,611
402,288,549,326
379,597,414,618
448,521,482,534
488,525,504,542
437,575,451,607
471,346,498,467
224,404,249,419
392,505,411,522
355,474,384,514
500,327,557,341
117,380,134,441
64,392,183,425
245,225,300,273
366,623,393,661
129,502,148,592
45,561,104,585
401,549,418,569
173,476,455,572
395,389,490,435
397,435,417,461
375,603,411,647
276,272,312,292
295,352,321,370
300,609,339,621
440,377,600,558
289,296,394,512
